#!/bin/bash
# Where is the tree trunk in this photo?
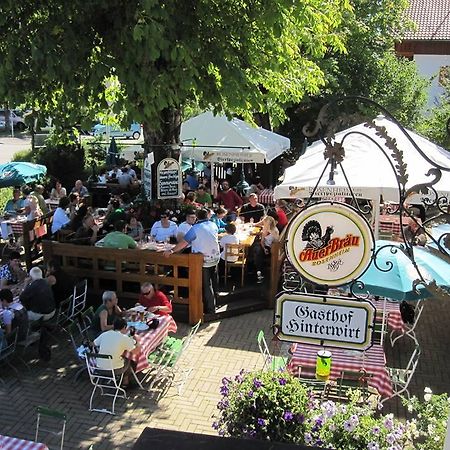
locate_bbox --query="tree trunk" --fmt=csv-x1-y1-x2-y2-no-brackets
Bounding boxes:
142,107,182,200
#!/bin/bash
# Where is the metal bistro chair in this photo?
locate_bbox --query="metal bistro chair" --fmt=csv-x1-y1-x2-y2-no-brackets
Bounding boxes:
35,406,67,450
68,279,88,321
257,330,287,371
0,328,19,384
224,243,247,286
382,345,421,404
390,300,424,347
297,366,327,398
76,306,95,336
85,353,127,415
68,321,90,381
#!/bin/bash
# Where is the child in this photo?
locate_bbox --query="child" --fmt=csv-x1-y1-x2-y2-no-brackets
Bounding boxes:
219,223,240,276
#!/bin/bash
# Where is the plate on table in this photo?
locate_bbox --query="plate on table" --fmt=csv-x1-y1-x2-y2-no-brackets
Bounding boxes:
128,305,146,313
127,321,149,331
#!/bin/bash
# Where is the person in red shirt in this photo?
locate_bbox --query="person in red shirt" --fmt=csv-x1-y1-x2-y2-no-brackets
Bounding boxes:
275,199,289,232
216,180,243,220
137,282,172,315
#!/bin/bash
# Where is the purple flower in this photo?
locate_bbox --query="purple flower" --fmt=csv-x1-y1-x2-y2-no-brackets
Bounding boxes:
248,390,254,398
212,421,219,430
234,373,244,383
372,426,381,435
222,376,231,385
384,415,394,430
217,399,229,410
249,430,256,437
257,418,266,427
344,420,356,432
305,433,312,444
279,377,287,385
218,430,225,437
253,378,263,389
220,385,229,396
283,411,294,421
386,433,395,445
368,443,379,450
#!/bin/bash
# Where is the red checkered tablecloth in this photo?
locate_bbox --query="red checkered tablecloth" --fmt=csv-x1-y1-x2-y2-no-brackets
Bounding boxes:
379,215,402,237
371,298,405,333
288,342,393,398
0,435,48,450
124,315,177,372
258,189,275,205
0,217,26,239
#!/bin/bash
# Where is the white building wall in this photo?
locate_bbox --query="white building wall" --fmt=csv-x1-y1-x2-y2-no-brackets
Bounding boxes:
414,54,450,108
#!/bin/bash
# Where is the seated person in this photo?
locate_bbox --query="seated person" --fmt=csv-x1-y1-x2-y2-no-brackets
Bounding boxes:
103,220,137,249
4,188,25,215
20,267,56,322
31,184,48,214
177,208,196,243
137,282,172,315
97,169,108,184
275,199,289,232
104,199,127,230
51,196,71,234
93,318,140,388
71,179,89,197
239,193,265,223
68,204,88,232
219,223,240,269
50,180,67,200
72,214,99,245
150,210,178,242
68,192,80,220
184,192,201,208
0,288,28,341
119,192,132,210
45,259,75,307
126,216,144,241
251,216,279,282
24,194,42,221
0,251,27,288
117,167,133,190
92,291,123,337
195,184,213,206
210,207,227,233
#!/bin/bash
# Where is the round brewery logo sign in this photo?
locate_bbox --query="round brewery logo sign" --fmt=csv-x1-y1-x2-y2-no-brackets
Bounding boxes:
286,202,374,286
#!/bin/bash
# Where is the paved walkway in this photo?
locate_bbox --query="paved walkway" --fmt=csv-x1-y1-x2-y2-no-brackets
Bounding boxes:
0,298,449,449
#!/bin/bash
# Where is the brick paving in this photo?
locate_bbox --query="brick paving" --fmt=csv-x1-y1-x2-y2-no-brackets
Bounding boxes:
0,297,449,449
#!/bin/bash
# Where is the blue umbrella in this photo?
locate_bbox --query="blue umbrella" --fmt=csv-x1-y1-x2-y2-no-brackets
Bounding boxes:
352,241,450,301
0,162,47,188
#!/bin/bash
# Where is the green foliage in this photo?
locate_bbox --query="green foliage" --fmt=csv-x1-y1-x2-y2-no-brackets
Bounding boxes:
12,149,34,162
0,0,350,139
0,187,12,212
33,143,86,188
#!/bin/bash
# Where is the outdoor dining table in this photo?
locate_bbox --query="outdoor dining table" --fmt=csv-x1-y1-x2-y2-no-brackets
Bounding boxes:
123,314,177,373
288,342,393,398
379,214,402,238
0,435,49,450
0,215,27,239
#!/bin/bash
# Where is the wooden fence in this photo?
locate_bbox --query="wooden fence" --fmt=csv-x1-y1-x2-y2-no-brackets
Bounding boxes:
42,241,204,324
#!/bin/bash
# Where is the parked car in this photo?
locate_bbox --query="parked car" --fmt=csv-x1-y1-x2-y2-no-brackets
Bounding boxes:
92,122,141,139
0,109,27,131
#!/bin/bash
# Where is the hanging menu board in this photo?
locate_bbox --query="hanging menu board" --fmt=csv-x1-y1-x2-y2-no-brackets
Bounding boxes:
157,157,181,199
143,153,153,200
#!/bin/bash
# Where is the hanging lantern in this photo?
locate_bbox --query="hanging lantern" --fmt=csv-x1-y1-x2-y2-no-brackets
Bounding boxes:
316,350,332,380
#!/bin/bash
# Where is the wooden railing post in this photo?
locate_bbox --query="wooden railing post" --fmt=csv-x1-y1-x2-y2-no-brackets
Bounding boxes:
188,253,203,325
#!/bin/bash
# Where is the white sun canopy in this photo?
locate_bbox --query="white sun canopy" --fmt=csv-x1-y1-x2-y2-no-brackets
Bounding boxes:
180,111,290,164
274,116,450,203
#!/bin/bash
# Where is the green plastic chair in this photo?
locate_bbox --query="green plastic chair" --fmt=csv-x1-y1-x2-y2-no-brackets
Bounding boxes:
160,319,201,353
257,330,287,371
35,406,67,450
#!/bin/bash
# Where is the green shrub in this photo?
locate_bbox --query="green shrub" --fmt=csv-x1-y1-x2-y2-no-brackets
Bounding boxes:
0,187,12,211
12,149,34,162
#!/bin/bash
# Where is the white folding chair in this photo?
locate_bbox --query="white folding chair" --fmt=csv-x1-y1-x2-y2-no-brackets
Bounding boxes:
257,330,287,371
85,353,127,415
35,406,66,450
69,279,88,320
390,301,424,347
382,345,421,404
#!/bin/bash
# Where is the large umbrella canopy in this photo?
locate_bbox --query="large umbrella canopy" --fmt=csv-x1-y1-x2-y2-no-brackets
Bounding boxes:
0,162,47,188
274,116,450,202
180,111,290,164
352,241,450,301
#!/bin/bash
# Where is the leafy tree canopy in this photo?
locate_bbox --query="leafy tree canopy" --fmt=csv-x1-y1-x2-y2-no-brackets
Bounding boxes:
0,0,350,143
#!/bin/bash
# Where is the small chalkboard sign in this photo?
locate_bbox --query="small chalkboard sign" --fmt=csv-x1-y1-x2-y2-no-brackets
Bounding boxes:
157,157,181,199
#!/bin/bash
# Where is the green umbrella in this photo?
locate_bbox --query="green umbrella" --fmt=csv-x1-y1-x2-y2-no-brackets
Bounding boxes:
0,162,47,188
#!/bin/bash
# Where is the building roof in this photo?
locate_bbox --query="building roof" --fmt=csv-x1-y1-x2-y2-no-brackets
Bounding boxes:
402,0,450,41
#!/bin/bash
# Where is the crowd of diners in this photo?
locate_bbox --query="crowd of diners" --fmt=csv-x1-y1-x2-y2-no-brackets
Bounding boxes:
1,162,293,315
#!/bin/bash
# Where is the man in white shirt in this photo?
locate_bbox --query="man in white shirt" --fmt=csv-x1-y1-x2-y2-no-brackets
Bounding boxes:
151,210,178,242
165,208,219,314
94,318,140,387
176,208,197,245
117,167,133,189
51,197,70,234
